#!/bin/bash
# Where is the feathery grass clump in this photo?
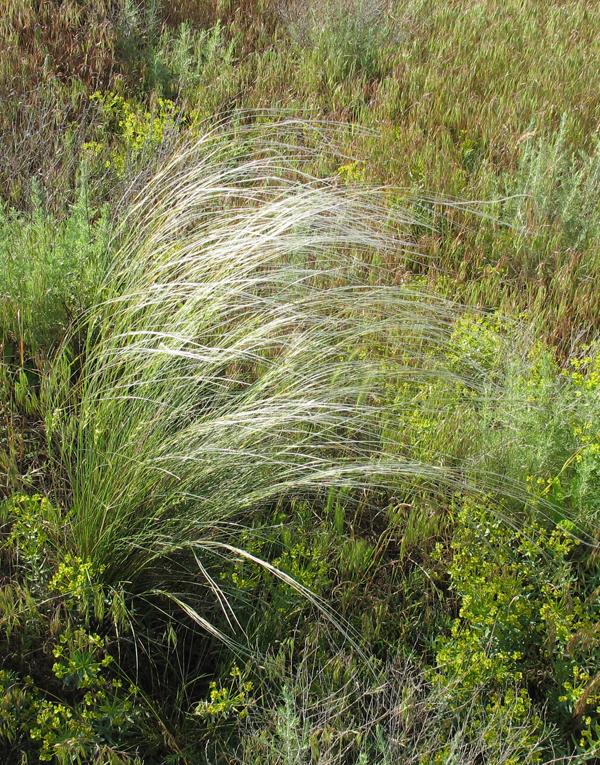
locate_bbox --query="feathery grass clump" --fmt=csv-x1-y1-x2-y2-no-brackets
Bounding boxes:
43,123,479,637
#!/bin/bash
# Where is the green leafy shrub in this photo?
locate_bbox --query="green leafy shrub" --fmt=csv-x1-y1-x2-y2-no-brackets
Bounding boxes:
85,91,177,175
0,189,110,361
0,495,145,764
150,21,237,107
506,115,600,254
432,500,599,758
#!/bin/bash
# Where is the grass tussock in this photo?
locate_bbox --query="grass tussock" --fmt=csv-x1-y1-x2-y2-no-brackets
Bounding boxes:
45,124,470,609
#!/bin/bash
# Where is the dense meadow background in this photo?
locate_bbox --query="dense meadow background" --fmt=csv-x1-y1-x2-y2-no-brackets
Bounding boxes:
0,1,599,763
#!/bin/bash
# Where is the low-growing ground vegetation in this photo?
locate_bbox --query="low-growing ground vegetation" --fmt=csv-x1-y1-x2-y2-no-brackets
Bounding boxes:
0,1,598,763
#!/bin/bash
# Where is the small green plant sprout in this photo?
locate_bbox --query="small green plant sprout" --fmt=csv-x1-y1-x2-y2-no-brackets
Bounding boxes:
50,553,107,622
337,161,366,184
1,494,61,592
194,665,254,722
51,629,112,690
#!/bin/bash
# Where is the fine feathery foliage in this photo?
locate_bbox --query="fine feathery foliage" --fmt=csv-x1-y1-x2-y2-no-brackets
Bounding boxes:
43,123,483,639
